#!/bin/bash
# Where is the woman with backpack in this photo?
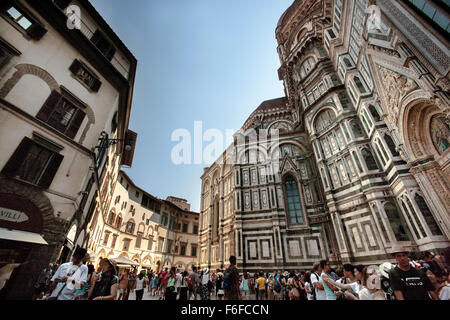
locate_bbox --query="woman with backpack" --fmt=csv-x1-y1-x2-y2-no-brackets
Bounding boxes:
165,267,177,300
240,272,250,300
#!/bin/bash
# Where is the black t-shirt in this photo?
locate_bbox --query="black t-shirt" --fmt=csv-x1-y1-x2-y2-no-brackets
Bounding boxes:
389,266,433,300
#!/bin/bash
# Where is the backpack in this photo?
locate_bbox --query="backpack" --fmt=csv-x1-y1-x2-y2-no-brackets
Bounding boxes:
187,275,194,289
223,267,234,290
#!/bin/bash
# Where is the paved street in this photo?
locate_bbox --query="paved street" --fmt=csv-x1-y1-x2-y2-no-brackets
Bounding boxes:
126,290,257,301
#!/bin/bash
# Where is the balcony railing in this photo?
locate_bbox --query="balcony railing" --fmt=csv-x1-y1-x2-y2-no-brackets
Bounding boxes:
53,1,130,79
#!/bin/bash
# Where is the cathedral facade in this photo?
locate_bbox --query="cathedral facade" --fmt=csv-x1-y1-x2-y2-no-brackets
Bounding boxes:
199,0,450,272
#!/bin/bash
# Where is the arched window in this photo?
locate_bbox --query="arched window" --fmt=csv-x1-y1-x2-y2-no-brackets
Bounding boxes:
344,57,352,68
361,148,379,171
352,151,363,173
107,211,115,225
415,195,443,236
320,168,329,188
384,134,399,157
376,138,389,164
368,105,381,122
284,176,304,225
405,197,426,237
125,220,135,234
314,109,336,133
116,215,122,229
371,204,390,244
384,202,410,241
354,76,366,94
400,200,421,240
350,120,364,138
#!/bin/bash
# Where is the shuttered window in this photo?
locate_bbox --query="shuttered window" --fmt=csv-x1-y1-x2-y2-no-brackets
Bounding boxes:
1,1,47,40
1,137,63,189
69,59,102,92
90,30,116,61
36,90,86,139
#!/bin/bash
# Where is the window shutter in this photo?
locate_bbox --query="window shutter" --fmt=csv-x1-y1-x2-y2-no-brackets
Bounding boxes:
27,23,48,40
0,0,13,12
66,109,86,139
90,30,102,46
36,90,62,122
91,78,102,92
1,137,34,178
54,0,72,10
38,153,63,189
69,59,82,75
105,46,116,61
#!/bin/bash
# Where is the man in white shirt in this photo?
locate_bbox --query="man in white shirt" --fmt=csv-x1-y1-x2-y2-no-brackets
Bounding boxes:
49,247,88,300
176,270,183,297
310,262,326,300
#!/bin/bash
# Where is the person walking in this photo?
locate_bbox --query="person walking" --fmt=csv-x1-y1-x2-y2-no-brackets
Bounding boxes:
240,272,250,300
200,268,211,300
134,272,146,300
224,256,240,300
188,266,199,300
216,272,225,300
118,269,129,300
165,267,177,300
178,271,189,300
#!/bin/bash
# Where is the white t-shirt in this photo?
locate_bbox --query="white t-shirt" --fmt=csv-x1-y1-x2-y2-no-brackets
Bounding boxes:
176,273,183,288
201,274,210,285
310,272,326,300
439,285,450,300
349,281,361,295
305,282,313,300
135,277,145,291
358,287,386,300
50,262,88,300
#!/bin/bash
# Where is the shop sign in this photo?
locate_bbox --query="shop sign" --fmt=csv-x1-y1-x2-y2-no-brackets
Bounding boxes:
0,207,29,223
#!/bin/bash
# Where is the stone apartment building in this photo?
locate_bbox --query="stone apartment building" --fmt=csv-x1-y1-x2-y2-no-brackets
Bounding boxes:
199,0,449,272
0,0,137,299
87,170,200,273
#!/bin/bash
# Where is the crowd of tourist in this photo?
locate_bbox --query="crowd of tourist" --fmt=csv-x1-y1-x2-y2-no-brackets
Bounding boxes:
16,245,450,300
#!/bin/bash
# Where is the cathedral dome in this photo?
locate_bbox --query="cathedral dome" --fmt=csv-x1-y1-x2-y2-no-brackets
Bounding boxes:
242,97,290,131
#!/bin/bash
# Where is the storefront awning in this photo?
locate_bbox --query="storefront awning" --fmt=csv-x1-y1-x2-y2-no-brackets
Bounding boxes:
110,257,139,266
0,228,48,245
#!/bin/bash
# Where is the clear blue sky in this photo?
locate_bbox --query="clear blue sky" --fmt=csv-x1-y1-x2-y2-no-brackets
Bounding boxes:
91,0,293,212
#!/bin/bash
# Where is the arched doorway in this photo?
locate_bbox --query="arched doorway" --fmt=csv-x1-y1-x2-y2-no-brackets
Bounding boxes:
402,99,450,238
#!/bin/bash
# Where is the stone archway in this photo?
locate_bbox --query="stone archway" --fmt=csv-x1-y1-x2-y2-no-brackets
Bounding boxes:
401,99,450,238
0,64,59,98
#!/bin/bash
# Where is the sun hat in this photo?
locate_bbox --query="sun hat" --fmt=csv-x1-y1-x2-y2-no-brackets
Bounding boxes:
390,244,409,255
203,267,209,274
100,257,118,274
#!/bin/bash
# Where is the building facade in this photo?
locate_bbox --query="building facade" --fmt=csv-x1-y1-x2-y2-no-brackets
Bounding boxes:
199,0,449,272
87,170,200,273
0,0,136,299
